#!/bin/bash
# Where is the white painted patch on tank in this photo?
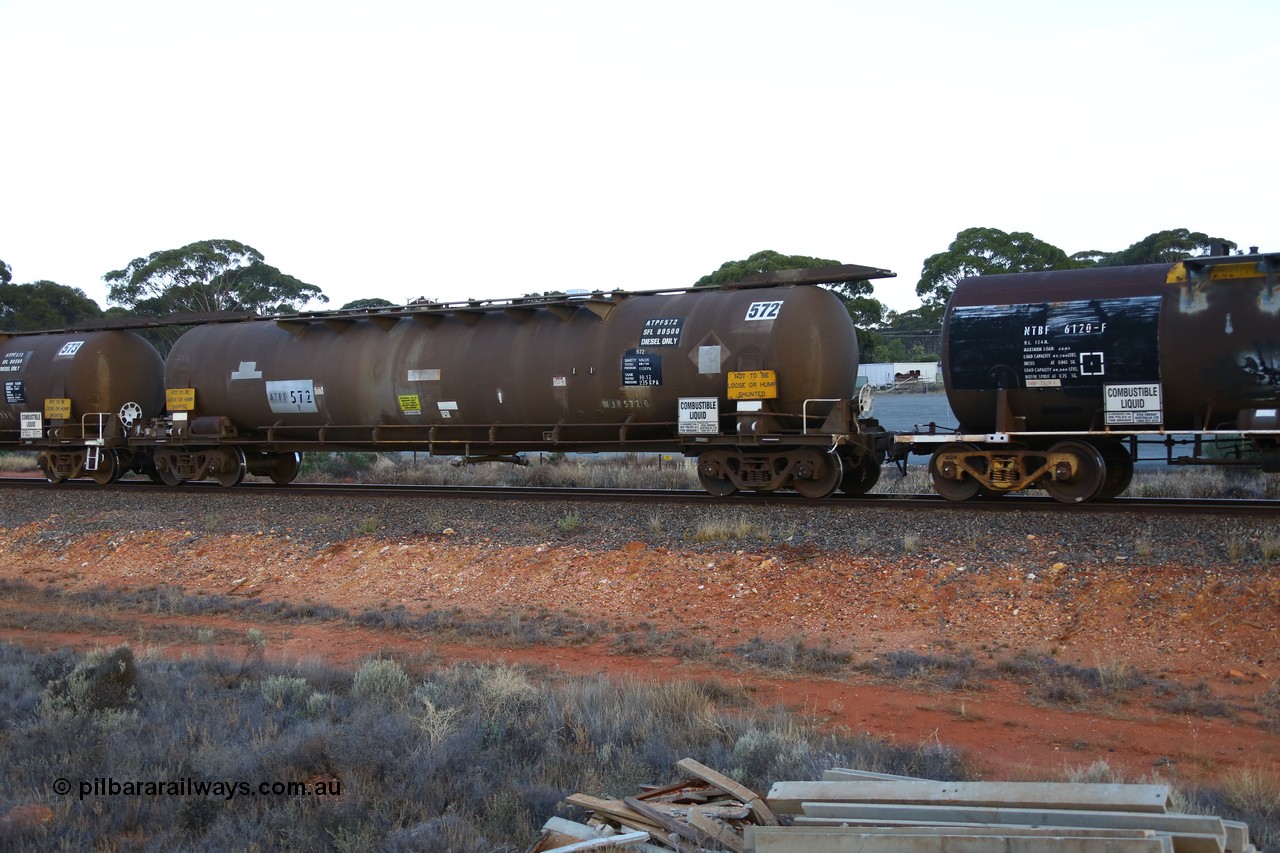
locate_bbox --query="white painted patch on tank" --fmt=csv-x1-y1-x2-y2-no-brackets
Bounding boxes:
231,361,263,380
698,346,721,374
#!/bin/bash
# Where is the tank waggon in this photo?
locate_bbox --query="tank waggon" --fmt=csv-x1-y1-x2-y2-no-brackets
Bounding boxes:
156,265,891,495
0,330,165,483
904,250,1280,503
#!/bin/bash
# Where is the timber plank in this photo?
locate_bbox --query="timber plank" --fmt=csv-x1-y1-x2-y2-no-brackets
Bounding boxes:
645,801,751,821
746,826,1173,852
687,809,746,853
795,803,1224,853
533,817,671,853
821,769,926,782
675,757,780,826
766,780,1171,814
541,831,651,852
788,822,1173,851
624,797,710,848
564,794,668,837
1222,821,1249,852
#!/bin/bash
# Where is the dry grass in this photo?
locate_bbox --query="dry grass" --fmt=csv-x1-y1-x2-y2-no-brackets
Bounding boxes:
0,452,38,472
1221,765,1280,829
1258,679,1280,732
691,514,770,543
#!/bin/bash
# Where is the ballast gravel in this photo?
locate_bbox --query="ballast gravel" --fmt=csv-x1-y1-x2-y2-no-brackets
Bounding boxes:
0,485,1272,571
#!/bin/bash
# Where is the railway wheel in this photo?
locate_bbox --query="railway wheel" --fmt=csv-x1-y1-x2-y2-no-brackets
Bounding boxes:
1043,440,1106,504
214,447,247,488
41,461,66,485
137,455,166,484
1095,442,1134,501
838,455,881,496
929,443,983,502
155,456,185,486
89,450,121,485
696,450,738,497
37,452,72,484
791,449,842,499
268,452,302,485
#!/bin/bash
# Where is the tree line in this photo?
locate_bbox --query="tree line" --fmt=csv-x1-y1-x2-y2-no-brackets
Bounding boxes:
697,227,1237,362
0,228,1243,363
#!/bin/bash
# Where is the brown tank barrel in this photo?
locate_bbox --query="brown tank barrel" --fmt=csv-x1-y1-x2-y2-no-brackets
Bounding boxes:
0,331,165,434
943,253,1280,433
164,284,858,445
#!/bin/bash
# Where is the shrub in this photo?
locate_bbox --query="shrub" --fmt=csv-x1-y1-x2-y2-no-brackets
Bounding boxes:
733,636,852,674
351,658,412,708
864,650,977,691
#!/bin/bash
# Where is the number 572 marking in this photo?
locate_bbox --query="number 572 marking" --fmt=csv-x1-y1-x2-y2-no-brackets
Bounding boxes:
744,301,782,321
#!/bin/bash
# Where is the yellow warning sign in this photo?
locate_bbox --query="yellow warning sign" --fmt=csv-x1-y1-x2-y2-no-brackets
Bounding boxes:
44,398,72,419
166,387,196,411
727,370,777,400
398,394,422,414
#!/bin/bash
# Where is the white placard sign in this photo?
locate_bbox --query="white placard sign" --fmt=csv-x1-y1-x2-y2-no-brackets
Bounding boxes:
20,412,42,439
678,397,719,434
1104,383,1162,425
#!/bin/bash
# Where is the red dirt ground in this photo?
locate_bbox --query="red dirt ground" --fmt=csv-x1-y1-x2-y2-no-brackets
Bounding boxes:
0,520,1277,787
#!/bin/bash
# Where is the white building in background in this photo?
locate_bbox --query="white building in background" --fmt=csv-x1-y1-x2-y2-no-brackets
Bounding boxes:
857,362,940,389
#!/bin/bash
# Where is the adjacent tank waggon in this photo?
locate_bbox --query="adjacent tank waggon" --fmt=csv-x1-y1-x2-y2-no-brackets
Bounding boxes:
0,330,165,483
901,250,1280,502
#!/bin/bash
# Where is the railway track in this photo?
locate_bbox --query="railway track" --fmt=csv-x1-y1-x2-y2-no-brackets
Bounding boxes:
1,475,1277,517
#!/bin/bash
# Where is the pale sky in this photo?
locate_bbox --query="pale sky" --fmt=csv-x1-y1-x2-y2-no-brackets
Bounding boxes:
2,0,1276,315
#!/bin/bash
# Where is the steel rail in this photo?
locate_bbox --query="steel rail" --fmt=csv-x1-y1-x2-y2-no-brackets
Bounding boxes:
0,476,1276,517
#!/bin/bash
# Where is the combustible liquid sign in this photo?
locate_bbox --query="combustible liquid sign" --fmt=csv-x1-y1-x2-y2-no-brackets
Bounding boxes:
1104,382,1163,425
20,412,42,439
678,397,719,434
727,370,777,400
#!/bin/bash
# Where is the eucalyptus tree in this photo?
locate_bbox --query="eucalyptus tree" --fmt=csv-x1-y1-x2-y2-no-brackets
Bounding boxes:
0,280,103,331
105,239,326,318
